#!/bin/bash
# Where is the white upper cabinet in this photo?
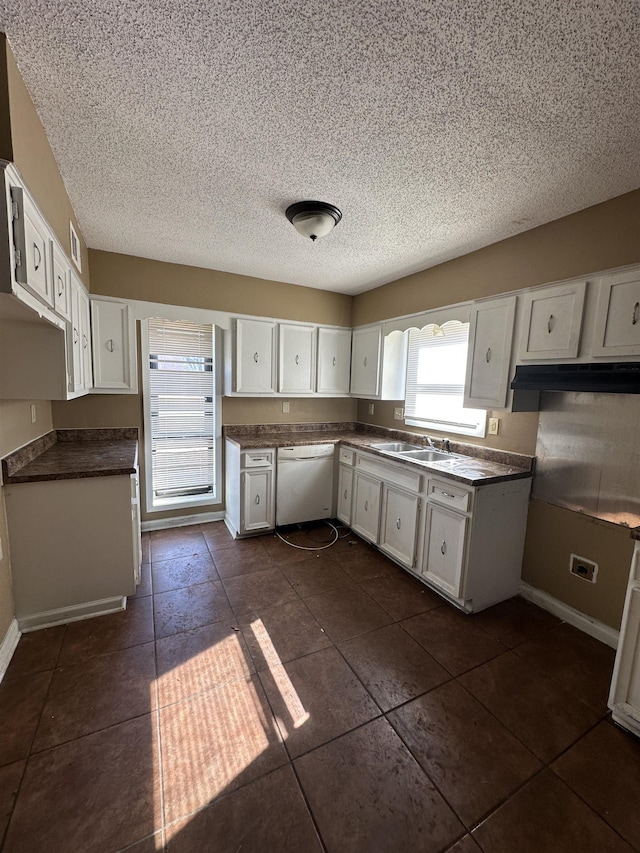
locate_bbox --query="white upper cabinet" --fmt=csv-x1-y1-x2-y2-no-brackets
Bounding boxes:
233,318,276,393
10,186,54,308
464,296,516,409
90,298,137,393
316,327,351,395
350,326,381,396
519,280,586,360
51,241,71,321
79,284,93,392
592,269,640,357
278,322,315,394
68,272,85,394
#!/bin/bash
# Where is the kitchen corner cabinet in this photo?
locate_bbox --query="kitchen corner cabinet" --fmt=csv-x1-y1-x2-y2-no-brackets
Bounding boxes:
316,327,352,395
350,326,407,400
609,540,640,737
592,269,640,357
90,298,138,393
232,318,276,394
224,441,275,537
278,322,315,394
4,471,141,630
464,296,516,409
519,280,586,360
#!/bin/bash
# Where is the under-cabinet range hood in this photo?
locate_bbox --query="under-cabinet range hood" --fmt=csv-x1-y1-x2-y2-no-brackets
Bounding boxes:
511,362,640,394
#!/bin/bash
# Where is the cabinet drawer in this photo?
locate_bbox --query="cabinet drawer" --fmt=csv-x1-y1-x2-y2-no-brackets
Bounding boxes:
339,447,355,466
241,449,274,468
357,452,422,493
428,478,472,512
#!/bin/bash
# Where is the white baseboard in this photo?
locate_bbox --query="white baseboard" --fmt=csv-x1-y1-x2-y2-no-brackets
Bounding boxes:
520,582,619,649
141,510,225,532
0,619,21,682
18,596,126,633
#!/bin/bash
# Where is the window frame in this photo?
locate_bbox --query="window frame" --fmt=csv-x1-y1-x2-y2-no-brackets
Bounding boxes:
404,321,487,438
141,317,222,514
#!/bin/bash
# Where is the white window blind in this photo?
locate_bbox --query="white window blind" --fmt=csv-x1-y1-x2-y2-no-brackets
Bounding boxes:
405,320,486,437
147,318,215,503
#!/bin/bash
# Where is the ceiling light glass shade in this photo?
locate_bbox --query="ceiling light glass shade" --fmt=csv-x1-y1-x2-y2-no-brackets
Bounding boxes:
285,201,342,241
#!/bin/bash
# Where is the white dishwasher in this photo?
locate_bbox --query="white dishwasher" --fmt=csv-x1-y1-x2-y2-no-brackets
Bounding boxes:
276,444,335,526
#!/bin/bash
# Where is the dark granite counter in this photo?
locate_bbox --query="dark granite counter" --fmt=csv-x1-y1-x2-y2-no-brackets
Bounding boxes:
2,429,139,483
225,423,534,487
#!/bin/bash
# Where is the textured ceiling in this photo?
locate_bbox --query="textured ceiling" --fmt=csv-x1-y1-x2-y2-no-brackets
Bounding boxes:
1,1,639,295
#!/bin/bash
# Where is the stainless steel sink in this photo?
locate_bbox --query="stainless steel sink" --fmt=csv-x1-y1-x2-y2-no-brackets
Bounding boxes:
399,448,458,463
371,441,422,453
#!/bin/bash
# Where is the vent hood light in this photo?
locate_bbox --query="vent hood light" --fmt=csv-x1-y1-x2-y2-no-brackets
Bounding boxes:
285,201,342,242
510,363,640,394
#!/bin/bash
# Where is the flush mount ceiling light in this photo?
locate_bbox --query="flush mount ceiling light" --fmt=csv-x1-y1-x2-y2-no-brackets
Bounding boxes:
285,200,342,242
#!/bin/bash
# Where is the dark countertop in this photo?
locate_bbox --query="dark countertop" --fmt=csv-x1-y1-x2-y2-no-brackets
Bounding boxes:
225,425,534,487
2,429,139,484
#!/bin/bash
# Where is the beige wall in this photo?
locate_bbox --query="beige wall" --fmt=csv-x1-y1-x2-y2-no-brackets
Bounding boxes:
4,41,90,286
522,500,635,630
88,250,352,326
353,189,640,326
0,36,13,161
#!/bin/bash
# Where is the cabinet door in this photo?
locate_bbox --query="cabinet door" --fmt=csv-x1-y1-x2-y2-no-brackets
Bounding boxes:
593,271,640,357
317,327,352,394
422,503,467,598
350,327,381,397
68,275,84,393
609,544,640,734
235,319,276,393
351,472,382,543
519,281,586,360
279,323,315,394
242,469,274,532
379,485,420,568
464,297,515,409
80,289,93,391
91,299,137,392
11,187,54,308
51,242,71,321
337,464,354,525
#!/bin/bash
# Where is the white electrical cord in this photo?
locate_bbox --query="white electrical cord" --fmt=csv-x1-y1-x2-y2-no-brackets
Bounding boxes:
275,520,341,550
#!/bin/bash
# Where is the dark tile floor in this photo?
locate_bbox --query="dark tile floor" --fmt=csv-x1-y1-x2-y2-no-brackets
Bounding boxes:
1,521,639,852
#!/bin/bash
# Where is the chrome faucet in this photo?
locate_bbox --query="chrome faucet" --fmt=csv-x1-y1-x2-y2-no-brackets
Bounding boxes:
426,436,435,448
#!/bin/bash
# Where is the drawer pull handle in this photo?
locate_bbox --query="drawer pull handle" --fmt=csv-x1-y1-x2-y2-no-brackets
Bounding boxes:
364,356,367,367
255,494,260,505
396,517,401,530
441,540,447,555
33,243,41,270
364,499,369,511
344,489,348,499
106,339,114,352
547,314,554,333
73,326,79,344
633,302,639,325
295,354,299,365
332,357,336,366
83,334,88,349
254,352,259,363
441,491,455,498
57,275,64,297
485,347,491,363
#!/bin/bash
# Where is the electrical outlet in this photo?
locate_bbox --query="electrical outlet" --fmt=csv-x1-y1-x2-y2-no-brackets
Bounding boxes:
488,417,499,435
393,407,404,421
282,401,290,414
30,404,37,424
569,553,598,583
368,403,375,415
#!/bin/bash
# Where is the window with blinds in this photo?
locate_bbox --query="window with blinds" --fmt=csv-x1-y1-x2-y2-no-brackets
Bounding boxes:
405,320,486,437
146,318,216,506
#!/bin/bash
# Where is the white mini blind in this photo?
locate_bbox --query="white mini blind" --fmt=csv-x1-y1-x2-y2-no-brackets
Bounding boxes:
147,318,215,501
405,320,486,436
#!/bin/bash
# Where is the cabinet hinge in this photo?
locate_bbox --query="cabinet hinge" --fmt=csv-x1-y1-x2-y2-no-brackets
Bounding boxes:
14,248,22,268
11,200,19,221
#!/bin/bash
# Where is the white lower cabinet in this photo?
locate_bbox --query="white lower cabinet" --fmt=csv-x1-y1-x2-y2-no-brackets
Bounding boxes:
379,485,420,568
609,540,640,737
337,464,354,526
224,441,275,537
351,471,382,543
422,503,467,597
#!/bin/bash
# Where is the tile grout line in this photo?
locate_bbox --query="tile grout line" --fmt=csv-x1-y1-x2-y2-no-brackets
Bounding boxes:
151,585,168,852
